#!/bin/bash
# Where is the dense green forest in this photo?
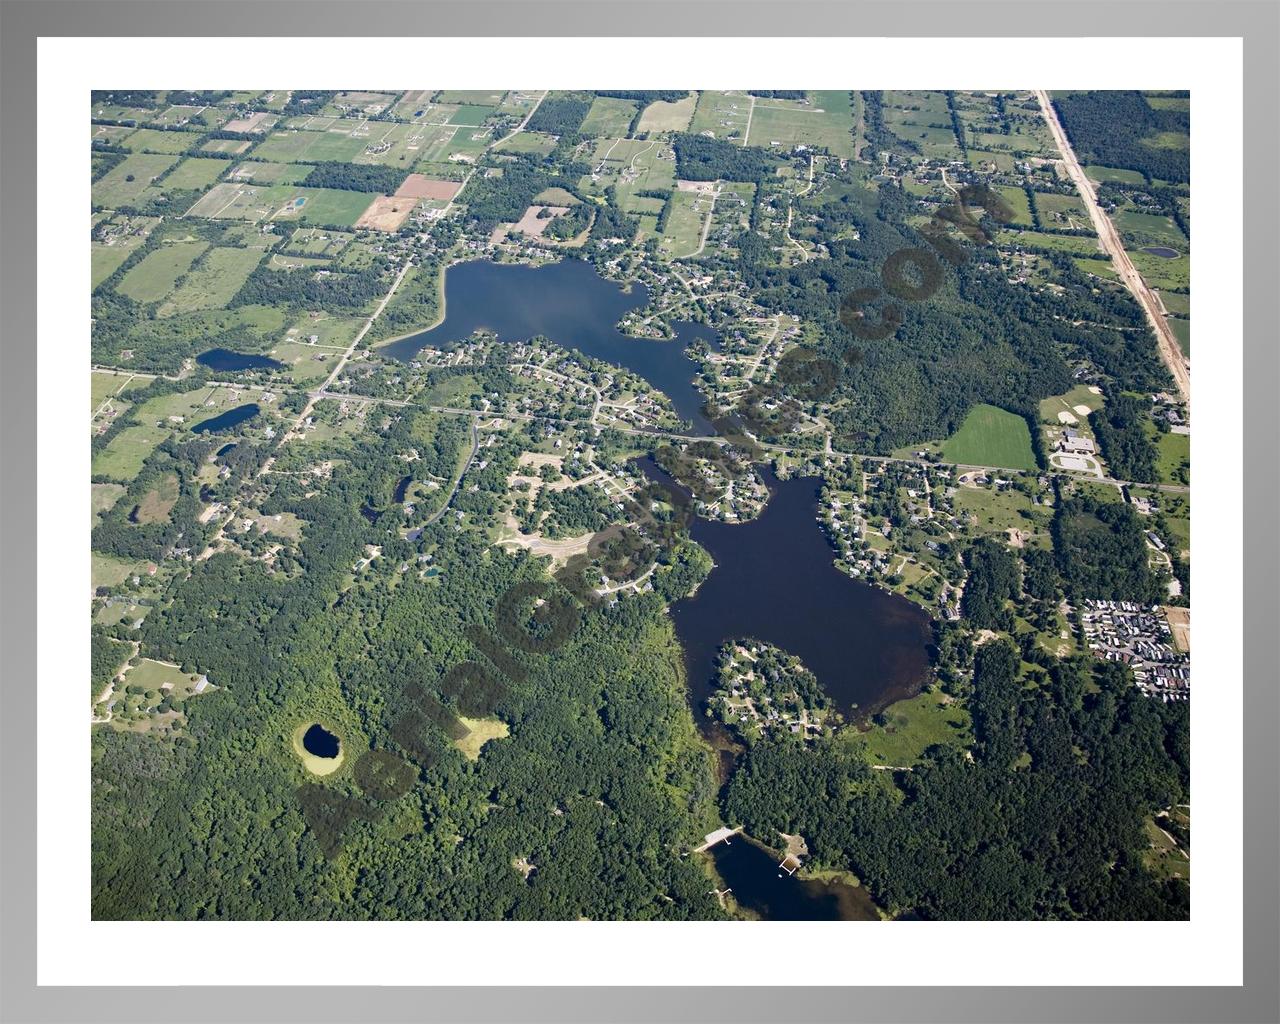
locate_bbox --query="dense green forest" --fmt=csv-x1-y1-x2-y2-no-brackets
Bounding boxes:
1092,392,1159,483
92,407,722,920
1053,495,1162,603
302,161,409,194
1052,91,1189,184
671,134,780,183
525,93,593,135
725,643,1189,919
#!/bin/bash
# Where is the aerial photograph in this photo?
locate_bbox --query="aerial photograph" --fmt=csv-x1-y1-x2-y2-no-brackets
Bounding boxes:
89,88,1191,922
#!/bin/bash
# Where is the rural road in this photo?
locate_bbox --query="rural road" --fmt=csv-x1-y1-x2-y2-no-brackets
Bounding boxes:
1035,90,1191,406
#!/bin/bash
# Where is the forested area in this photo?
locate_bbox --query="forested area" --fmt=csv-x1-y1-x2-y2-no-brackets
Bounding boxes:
1053,495,1161,603
302,162,409,194
1052,91,1189,183
733,176,1088,451
725,643,1189,919
92,404,723,921
672,134,780,183
525,93,593,135
1092,392,1159,483
459,159,584,231
230,261,393,310
961,538,1021,630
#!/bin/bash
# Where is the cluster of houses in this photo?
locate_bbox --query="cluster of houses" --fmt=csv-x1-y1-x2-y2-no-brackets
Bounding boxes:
1078,599,1190,702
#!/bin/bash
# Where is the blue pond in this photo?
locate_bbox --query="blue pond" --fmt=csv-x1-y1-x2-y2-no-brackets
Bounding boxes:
191,403,260,434
197,348,283,372
380,259,721,435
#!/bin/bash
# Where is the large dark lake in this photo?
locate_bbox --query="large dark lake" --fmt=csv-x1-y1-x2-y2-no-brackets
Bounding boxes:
380,259,719,434
645,460,934,721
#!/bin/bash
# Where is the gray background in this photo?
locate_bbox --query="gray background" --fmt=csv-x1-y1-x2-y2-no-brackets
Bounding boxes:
1,2,1276,1021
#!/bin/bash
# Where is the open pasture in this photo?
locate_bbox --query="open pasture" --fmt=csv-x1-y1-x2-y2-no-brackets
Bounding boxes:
635,93,696,133
1084,164,1147,185
123,128,200,154
92,152,180,208
493,131,557,156
158,246,264,316
580,96,638,138
226,161,313,185
689,90,752,141
267,188,375,228
184,181,293,221
162,157,228,191
941,403,1038,471
746,91,855,158
201,137,254,155
117,240,209,303
658,189,710,259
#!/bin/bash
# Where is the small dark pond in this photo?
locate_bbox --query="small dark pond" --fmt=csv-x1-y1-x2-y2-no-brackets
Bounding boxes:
1141,246,1181,259
197,348,284,372
215,442,238,457
380,259,720,434
708,835,880,921
301,723,340,759
393,474,412,503
191,403,259,434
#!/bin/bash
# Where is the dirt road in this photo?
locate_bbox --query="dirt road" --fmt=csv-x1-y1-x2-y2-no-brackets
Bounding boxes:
1035,90,1190,405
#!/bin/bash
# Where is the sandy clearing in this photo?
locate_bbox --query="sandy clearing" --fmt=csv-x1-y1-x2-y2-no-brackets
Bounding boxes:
354,194,419,231
1057,410,1078,424
394,174,463,200
1073,404,1093,417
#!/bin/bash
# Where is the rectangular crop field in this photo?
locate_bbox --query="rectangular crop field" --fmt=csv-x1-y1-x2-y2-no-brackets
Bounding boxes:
745,91,855,158
579,97,638,137
184,181,294,221
124,128,201,154
116,241,209,303
270,188,377,228
227,161,314,185
941,403,1038,471
159,247,264,315
635,93,696,133
92,153,180,208
162,157,228,191
689,90,752,142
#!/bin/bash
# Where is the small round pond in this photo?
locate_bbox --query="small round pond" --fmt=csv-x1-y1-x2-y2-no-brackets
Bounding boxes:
293,722,344,776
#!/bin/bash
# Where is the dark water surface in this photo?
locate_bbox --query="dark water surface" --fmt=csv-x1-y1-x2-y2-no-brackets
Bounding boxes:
197,348,283,372
380,259,719,433
191,403,259,434
709,835,880,921
302,723,340,759
647,461,934,721
1140,246,1180,259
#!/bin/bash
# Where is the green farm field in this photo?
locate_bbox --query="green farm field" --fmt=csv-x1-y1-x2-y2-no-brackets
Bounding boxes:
123,128,201,154
635,93,696,133
942,404,1038,471
158,246,264,315
579,97,638,138
92,153,180,208
116,241,209,303
161,157,228,192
